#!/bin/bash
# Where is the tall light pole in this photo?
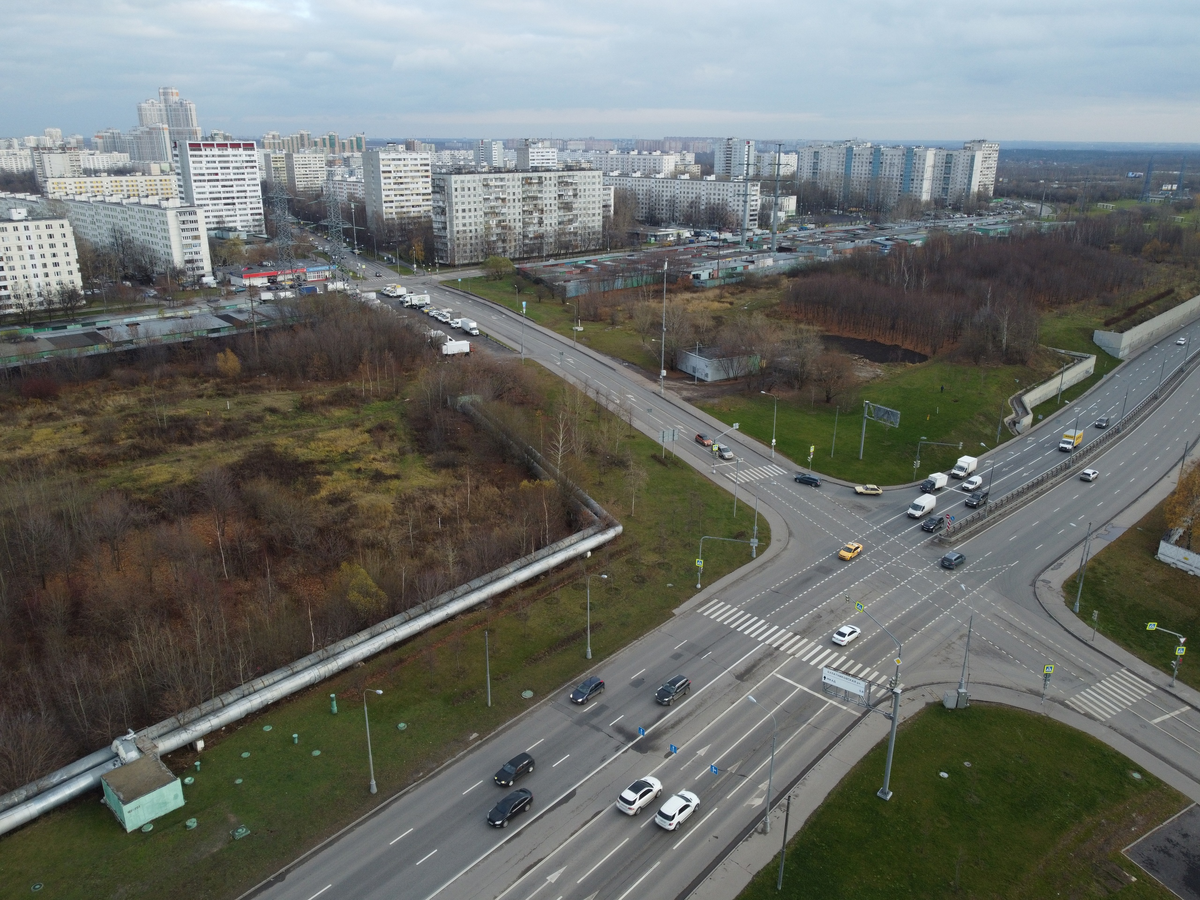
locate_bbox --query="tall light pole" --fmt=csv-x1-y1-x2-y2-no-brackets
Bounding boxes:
363,688,383,794
761,391,778,459
850,596,903,800
520,297,526,363
572,300,579,348
747,695,777,834
484,630,492,707
1073,523,1092,614
659,260,668,397
584,570,607,660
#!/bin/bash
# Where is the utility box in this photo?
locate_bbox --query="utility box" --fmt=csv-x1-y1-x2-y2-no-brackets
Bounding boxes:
101,755,184,833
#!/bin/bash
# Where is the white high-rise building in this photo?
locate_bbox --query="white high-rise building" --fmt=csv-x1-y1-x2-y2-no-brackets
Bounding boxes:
603,174,759,229
363,147,432,224
139,87,201,149
175,140,265,233
714,139,755,177
286,151,327,194
43,173,179,200
432,170,603,265
0,208,82,313
258,150,288,184
32,149,83,187
754,151,798,178
475,140,504,169
566,150,683,176
0,149,32,175
516,140,558,171
81,151,132,172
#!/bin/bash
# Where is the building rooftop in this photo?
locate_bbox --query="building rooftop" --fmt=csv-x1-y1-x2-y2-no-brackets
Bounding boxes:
101,754,176,804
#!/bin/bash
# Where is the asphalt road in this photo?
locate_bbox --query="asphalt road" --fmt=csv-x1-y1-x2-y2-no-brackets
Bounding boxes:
246,270,1200,900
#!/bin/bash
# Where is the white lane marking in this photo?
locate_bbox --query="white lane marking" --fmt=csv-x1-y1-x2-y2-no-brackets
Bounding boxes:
526,738,544,752
758,625,779,642
675,640,688,649
609,714,624,726
702,651,712,659
463,780,483,795
553,754,570,767
615,862,661,900
578,837,631,883
630,668,645,680
673,807,718,850
390,827,414,845
1150,707,1191,724
306,887,332,900
416,849,438,865
699,598,723,615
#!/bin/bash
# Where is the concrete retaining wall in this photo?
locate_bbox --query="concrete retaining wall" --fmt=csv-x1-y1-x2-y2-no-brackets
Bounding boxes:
1157,541,1200,577
1005,350,1096,434
1094,292,1200,359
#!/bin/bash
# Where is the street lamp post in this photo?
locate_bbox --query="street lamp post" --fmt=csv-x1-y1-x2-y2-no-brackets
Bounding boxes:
1073,522,1092,614
850,597,903,800
363,688,383,794
747,695,778,834
584,571,607,660
659,260,668,397
761,391,778,459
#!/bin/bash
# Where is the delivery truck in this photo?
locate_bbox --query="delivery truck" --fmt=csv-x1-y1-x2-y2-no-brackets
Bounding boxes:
951,456,978,478
1058,430,1084,451
907,494,937,519
920,472,949,492
441,340,471,356
459,319,480,335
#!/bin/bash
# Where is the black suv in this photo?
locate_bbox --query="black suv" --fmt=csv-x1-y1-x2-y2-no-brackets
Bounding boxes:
965,489,989,508
940,551,966,569
655,675,691,705
493,752,535,786
487,788,532,828
570,676,605,704
921,515,944,533
795,473,821,487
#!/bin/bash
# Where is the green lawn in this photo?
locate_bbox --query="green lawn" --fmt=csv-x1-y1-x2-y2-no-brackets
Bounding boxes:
0,394,767,900
738,705,1184,900
1065,500,1198,690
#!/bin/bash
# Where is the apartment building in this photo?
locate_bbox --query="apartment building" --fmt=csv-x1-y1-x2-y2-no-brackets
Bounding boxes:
602,174,759,229
714,138,755,177
475,140,505,168
0,148,32,174
44,173,179,200
286,150,327,194
49,196,212,279
567,150,683,176
516,140,558,171
432,169,603,265
755,151,798,178
258,150,288,184
363,147,432,223
32,149,83,187
326,171,365,205
81,151,133,172
138,87,201,149
0,208,82,313
175,140,265,233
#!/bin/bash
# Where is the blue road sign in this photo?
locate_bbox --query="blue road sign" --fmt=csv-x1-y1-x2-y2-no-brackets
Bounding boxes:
710,764,719,775
670,744,678,754
638,726,645,737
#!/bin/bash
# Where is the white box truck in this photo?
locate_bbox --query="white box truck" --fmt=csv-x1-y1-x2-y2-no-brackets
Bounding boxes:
441,340,471,356
404,294,431,308
1058,430,1084,451
459,319,480,336
951,456,978,478
907,494,937,518
920,472,949,492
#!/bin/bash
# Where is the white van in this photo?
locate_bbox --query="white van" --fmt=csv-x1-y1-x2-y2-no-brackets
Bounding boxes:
907,494,937,519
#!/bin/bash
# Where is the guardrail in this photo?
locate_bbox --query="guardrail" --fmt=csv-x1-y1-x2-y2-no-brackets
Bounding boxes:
940,351,1198,543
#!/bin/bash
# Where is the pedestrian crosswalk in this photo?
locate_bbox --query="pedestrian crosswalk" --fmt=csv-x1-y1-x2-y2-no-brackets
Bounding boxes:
1066,669,1155,720
697,599,894,687
723,463,788,483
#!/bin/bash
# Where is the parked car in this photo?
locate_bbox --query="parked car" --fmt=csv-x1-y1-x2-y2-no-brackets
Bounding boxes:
965,489,989,509
715,444,735,461
831,624,862,646
795,473,821,487
921,515,944,533
493,752,535,786
570,676,605,704
487,789,533,828
655,675,691,705
616,776,663,815
1094,416,1110,428
961,475,983,491
837,541,863,561
1080,468,1099,482
853,484,882,496
694,433,713,448
655,791,700,831
941,551,966,569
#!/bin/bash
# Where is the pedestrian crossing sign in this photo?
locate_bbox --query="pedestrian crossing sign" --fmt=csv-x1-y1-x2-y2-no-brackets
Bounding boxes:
1043,664,1055,675
1177,646,1187,657
1147,622,1158,630
855,601,864,612
696,559,704,569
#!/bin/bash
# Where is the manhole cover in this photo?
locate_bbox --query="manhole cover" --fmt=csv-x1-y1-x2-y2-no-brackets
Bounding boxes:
185,818,198,830
240,752,251,759
521,690,534,699
397,723,407,731
183,776,194,785
140,823,153,832
234,778,243,785
262,725,272,732
312,750,321,756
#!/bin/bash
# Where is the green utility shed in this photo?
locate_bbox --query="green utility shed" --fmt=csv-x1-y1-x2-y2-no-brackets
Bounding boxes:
101,754,185,832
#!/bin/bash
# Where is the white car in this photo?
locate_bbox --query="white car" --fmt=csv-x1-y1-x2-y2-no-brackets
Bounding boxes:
1080,468,1099,482
962,475,983,491
831,625,862,646
616,776,663,815
655,790,700,831
1177,337,1187,345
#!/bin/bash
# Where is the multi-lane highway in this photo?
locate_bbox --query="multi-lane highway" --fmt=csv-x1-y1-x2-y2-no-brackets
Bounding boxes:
245,269,1200,900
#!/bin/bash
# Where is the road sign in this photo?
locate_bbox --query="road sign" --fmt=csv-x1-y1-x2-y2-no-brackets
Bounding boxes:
822,667,868,698
695,559,704,569
1092,610,1099,621
809,445,815,455
865,402,901,428
1177,646,1187,657
670,744,678,754
658,428,679,443
1147,622,1158,631
1043,664,1055,675
894,657,902,667
710,764,719,775
521,301,526,312
855,602,864,612
638,726,645,737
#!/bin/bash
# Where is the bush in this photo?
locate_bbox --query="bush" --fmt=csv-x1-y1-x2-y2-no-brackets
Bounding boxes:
20,377,60,401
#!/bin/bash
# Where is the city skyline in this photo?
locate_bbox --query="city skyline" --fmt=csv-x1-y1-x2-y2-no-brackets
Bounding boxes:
1,1,1197,142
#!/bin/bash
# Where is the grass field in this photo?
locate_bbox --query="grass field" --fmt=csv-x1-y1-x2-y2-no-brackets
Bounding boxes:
0,370,767,900
737,704,1185,900
1065,500,1198,691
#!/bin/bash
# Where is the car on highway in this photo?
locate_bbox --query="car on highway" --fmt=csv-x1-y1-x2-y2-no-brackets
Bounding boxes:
837,541,863,561
940,551,966,569
487,788,532,828
921,515,945,533
831,624,862,646
795,473,821,487
715,444,735,460
655,675,691,705
964,489,989,508
375,271,383,276
853,484,882,496
493,752,535,786
961,475,983,491
1094,416,1110,428
694,433,713,448
655,790,700,831
1080,468,1099,482
616,776,663,815
570,676,605,704
1177,337,1187,345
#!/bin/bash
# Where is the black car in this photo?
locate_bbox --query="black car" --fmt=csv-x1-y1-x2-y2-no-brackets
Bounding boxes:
570,676,605,704
921,516,944,533
493,752,535,786
1094,416,1110,428
487,788,532,828
795,473,821,487
964,489,989,508
919,478,937,493
655,675,691,705
940,551,966,569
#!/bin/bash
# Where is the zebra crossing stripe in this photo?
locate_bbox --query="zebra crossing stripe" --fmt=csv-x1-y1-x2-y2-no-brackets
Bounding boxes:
747,622,770,638
699,599,723,615
810,649,835,667
758,625,779,642
801,645,823,662
769,631,792,647
736,616,760,633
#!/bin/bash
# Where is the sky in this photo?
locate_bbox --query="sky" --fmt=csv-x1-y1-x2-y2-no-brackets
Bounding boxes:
2,0,1198,143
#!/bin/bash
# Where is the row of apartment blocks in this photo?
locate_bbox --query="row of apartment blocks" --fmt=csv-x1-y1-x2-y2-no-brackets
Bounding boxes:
0,207,83,314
